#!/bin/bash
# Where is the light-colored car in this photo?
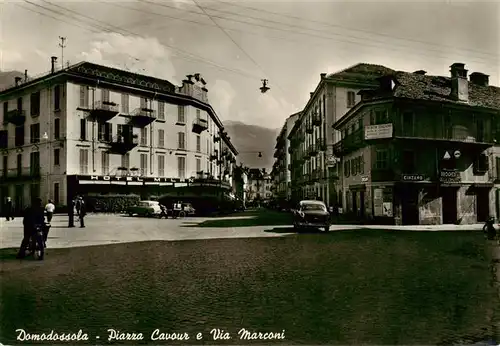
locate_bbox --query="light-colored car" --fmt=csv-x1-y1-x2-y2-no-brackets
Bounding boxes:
127,201,162,217
292,200,330,232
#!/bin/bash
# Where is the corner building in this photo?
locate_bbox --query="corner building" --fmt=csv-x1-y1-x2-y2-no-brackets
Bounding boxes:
0,61,238,211
333,63,499,225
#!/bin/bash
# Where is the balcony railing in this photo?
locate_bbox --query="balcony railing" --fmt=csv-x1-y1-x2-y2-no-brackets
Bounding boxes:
107,134,139,154
312,112,321,126
128,107,156,127
214,135,220,143
333,129,364,155
89,101,120,122
1,166,41,181
3,109,26,126
192,118,208,134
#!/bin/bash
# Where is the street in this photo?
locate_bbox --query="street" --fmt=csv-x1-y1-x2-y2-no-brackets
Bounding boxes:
0,209,497,345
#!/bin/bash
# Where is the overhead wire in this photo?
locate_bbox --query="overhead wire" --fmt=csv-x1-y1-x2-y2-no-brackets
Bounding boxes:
190,0,290,97
140,0,498,66
14,1,262,81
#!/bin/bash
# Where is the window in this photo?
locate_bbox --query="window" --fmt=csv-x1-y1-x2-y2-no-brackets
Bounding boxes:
53,183,60,205
3,102,8,120
158,129,165,147
360,155,364,174
177,156,186,179
54,118,61,139
17,97,23,111
196,135,201,152
30,124,40,144
121,153,130,169
196,109,201,119
2,156,7,176
347,91,356,108
473,154,488,174
79,149,89,174
402,150,415,173
17,154,22,173
157,101,165,120
140,127,148,146
477,119,485,142
98,123,112,142
344,159,350,177
158,154,165,176
118,94,128,114
30,152,40,175
140,153,148,176
140,98,147,109
101,151,110,175
101,89,110,103
178,132,185,149
0,130,7,149
375,150,388,169
402,112,414,137
15,126,24,147
196,158,201,172
30,92,40,116
443,113,452,139
80,119,86,140
79,86,88,108
53,148,60,166
54,85,61,110
178,105,185,123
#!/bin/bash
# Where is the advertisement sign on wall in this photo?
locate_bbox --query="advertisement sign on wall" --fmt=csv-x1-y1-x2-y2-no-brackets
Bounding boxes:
364,123,393,140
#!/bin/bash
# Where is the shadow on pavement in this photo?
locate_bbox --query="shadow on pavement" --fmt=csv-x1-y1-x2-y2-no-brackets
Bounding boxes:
181,210,293,228
264,227,327,234
0,247,19,261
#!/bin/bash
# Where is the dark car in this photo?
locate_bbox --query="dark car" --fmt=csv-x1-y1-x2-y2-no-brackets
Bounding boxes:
292,200,330,232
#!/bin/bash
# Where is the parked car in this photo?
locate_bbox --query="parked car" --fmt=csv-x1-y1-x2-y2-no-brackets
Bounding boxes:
126,201,162,217
292,200,330,232
183,203,196,216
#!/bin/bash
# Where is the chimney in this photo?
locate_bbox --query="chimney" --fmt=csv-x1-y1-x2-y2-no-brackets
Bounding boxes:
450,63,468,102
14,77,22,87
469,72,489,87
413,70,427,75
310,92,314,98
24,70,28,82
320,73,326,79
51,56,58,73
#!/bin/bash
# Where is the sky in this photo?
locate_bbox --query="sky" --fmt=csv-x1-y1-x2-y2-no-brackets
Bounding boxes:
1,0,499,129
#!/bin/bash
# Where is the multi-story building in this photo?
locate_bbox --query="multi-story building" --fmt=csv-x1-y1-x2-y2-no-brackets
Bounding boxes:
271,112,300,204
288,63,395,207
0,59,238,211
332,63,499,225
246,168,272,203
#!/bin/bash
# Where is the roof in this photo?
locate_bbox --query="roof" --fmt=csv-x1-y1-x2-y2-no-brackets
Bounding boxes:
388,71,500,109
325,63,396,83
300,200,326,205
334,69,500,129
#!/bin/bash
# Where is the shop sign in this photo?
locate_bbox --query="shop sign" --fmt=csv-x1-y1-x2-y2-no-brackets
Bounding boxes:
77,175,191,183
361,176,369,182
439,170,461,183
364,123,393,140
401,174,424,182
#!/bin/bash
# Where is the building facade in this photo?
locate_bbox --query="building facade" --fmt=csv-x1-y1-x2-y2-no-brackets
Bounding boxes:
0,60,238,211
333,63,500,225
246,168,272,204
272,112,300,204
288,63,395,207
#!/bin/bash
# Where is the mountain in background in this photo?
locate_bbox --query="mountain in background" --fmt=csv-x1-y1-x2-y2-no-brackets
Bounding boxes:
223,120,280,170
0,70,26,90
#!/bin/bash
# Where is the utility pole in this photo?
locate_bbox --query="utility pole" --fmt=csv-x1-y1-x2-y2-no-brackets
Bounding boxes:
59,36,66,69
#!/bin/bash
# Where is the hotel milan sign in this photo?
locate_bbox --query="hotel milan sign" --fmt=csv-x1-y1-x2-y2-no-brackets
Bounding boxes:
77,175,190,183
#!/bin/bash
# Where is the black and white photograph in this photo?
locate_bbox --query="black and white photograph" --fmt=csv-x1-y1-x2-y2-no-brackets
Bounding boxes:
0,0,499,344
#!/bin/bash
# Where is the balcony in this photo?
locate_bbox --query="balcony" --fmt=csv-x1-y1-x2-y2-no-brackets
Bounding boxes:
332,129,364,156
305,122,313,134
89,101,119,122
309,143,319,157
192,118,208,134
107,134,139,154
312,112,321,126
209,154,218,161
3,109,26,126
1,166,40,181
128,107,156,127
214,135,220,143
371,168,396,182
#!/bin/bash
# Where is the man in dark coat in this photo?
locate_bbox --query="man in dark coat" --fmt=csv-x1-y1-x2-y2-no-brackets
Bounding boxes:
17,197,45,260
4,197,14,221
76,196,86,228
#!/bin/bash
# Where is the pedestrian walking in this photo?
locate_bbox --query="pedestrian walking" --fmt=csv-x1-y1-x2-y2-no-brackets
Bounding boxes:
45,199,55,223
4,197,14,221
16,197,45,260
76,196,86,228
